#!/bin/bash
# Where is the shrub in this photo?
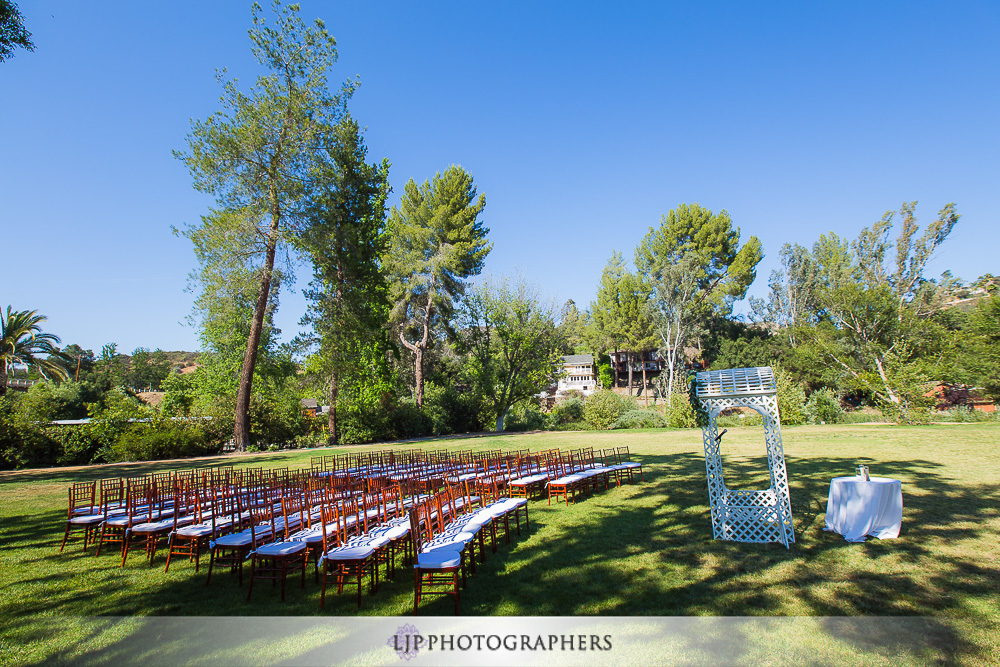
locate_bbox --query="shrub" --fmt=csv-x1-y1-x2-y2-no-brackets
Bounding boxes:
548,397,584,427
504,402,547,432
583,390,634,430
805,388,844,424
775,366,806,425
388,400,434,440
109,418,220,462
423,383,482,435
666,391,696,428
339,401,389,445
247,391,309,447
0,395,58,470
613,409,667,429
48,424,104,465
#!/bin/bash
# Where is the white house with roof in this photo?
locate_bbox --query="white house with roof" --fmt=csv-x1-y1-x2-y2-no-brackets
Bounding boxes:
556,354,598,396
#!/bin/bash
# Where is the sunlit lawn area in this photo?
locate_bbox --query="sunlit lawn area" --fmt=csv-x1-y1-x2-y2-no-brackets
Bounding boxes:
1,423,998,665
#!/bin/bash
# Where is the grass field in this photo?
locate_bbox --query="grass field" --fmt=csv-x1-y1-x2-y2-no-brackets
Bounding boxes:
1,424,998,665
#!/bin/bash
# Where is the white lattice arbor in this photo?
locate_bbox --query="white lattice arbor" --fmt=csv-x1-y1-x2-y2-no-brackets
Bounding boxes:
693,366,795,548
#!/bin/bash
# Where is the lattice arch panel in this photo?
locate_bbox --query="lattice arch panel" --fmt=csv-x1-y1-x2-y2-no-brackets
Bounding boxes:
694,367,795,548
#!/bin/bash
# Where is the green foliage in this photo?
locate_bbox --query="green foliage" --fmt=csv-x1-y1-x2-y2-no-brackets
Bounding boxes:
0,306,70,397
556,300,590,355
583,390,634,430
635,203,763,396
246,391,310,447
588,253,655,393
503,402,548,432
109,417,220,463
423,382,482,436
459,277,561,432
160,371,196,416
687,371,710,428
934,406,998,423
666,391,696,428
967,293,1000,402
597,362,612,390
775,367,806,426
711,331,774,371
126,348,171,390
548,398,585,426
0,1,33,61
387,164,491,406
298,117,392,445
804,388,844,424
386,400,433,440
0,395,56,469
613,409,667,430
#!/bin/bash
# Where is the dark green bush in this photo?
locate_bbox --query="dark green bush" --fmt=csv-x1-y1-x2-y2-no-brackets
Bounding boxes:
388,400,434,440
423,383,482,435
109,418,220,462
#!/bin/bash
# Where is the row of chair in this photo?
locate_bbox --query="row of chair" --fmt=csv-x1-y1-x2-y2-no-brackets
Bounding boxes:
57,445,645,611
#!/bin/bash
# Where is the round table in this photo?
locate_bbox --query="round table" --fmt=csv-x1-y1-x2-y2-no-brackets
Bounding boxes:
824,476,903,542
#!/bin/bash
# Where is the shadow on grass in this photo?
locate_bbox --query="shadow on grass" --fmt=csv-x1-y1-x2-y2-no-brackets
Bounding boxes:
3,449,998,664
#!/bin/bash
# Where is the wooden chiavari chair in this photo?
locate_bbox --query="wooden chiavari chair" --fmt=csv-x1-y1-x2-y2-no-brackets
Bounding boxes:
58,481,103,553
246,495,308,602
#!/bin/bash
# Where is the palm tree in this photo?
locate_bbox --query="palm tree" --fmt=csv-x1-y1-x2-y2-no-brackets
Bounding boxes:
0,307,70,398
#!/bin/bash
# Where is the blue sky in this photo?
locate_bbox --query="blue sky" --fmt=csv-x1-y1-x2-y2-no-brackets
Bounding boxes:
5,1,998,354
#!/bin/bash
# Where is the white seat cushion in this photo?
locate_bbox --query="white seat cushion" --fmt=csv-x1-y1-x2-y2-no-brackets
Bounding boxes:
550,475,585,485
287,528,324,543
70,514,104,525
176,524,215,538
324,545,375,560
256,540,307,556
131,520,173,534
215,532,255,547
347,533,391,548
416,550,461,569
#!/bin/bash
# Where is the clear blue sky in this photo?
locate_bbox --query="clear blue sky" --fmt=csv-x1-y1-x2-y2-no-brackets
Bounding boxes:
5,1,998,354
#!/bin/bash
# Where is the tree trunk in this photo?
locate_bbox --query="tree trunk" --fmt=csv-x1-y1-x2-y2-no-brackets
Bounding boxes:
495,406,508,432
642,353,648,408
234,210,280,451
328,368,339,446
413,290,434,407
0,363,7,399
627,350,634,396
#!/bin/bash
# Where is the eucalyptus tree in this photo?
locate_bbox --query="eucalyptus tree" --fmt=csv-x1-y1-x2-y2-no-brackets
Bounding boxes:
635,203,762,397
459,277,561,432
0,1,33,62
814,202,960,415
175,1,354,449
387,165,490,406
298,118,391,445
0,307,68,397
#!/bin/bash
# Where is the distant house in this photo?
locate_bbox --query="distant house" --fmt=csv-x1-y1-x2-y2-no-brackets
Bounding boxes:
606,350,663,391
300,398,319,416
556,354,598,396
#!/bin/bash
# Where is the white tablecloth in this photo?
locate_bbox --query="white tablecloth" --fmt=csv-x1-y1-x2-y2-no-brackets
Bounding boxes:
824,476,903,542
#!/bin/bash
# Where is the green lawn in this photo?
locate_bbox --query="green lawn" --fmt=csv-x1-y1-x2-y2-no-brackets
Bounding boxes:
1,424,998,665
